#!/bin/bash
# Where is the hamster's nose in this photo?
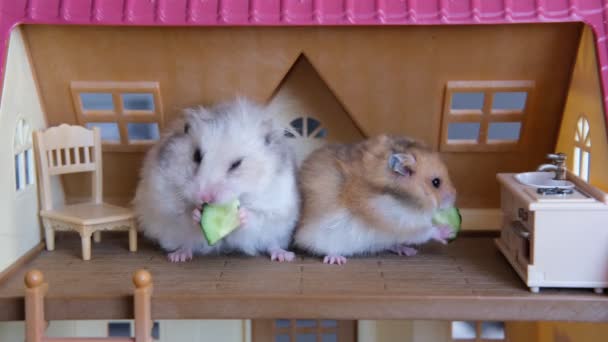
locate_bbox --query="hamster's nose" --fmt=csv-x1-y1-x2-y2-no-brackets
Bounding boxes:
200,192,216,204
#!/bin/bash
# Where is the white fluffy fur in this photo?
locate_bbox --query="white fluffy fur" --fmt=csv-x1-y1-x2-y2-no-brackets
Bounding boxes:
135,159,211,253
295,194,436,257
134,98,299,258
222,172,298,255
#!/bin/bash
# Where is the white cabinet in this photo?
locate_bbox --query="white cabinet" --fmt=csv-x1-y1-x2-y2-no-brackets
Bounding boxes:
496,173,608,293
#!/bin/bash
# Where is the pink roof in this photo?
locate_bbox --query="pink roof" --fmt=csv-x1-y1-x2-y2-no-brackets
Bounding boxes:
1,0,607,130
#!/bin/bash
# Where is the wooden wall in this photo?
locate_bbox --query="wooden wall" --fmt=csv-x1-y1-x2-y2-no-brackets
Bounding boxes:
556,25,608,192
23,23,582,208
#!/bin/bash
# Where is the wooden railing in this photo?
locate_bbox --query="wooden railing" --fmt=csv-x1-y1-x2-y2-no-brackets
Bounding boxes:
24,269,153,342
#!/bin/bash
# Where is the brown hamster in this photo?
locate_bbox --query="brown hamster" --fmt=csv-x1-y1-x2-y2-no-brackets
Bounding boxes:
294,134,456,265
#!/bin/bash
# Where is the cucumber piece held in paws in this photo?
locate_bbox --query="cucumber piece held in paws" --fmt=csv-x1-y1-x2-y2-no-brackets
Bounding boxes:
432,207,462,242
200,199,241,245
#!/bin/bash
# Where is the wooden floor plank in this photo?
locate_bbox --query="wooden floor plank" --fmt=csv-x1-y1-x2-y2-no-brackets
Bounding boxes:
0,234,606,322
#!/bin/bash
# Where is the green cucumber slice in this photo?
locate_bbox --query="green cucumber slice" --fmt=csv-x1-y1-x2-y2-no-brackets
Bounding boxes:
432,207,462,242
200,199,240,245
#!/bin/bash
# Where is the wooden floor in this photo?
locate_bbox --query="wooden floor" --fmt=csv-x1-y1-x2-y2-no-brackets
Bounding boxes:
0,234,607,322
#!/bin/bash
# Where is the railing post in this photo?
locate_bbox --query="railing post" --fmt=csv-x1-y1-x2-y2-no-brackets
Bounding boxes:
133,270,153,342
24,270,48,342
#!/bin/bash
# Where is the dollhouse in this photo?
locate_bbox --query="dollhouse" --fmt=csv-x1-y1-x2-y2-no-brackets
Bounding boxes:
1,0,608,341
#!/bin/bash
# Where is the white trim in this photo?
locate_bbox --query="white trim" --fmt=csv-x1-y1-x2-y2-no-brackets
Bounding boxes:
573,115,591,182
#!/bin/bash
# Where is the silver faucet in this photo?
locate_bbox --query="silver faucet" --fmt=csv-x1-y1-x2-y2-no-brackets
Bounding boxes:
537,152,567,180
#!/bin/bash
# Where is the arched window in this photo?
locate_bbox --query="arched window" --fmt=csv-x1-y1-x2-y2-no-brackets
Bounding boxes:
573,115,591,181
14,118,35,191
284,116,327,139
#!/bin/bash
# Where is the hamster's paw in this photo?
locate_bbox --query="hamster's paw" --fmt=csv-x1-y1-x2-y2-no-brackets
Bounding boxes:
269,248,295,262
167,247,193,263
238,208,248,228
390,245,418,257
192,207,202,223
432,225,454,245
323,255,347,265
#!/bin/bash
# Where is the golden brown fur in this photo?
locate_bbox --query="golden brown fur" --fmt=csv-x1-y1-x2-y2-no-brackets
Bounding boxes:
295,134,457,261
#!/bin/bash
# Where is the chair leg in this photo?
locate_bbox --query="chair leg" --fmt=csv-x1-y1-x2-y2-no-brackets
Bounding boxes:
129,224,137,252
93,231,102,243
43,220,55,251
80,230,92,261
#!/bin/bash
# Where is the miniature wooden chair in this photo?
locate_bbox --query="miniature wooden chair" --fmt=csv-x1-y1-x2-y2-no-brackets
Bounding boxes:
24,269,153,342
33,124,137,260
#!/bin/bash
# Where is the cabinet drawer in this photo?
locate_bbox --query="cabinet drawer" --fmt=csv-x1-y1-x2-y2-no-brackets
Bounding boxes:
500,188,534,230
500,220,531,264
511,220,531,267
512,202,534,230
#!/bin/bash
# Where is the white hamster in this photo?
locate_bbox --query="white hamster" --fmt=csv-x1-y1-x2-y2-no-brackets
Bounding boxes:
134,97,300,262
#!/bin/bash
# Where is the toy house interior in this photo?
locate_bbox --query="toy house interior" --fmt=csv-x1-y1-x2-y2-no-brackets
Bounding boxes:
1,1,608,341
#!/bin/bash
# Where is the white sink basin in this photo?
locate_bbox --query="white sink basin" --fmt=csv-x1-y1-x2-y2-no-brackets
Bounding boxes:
515,172,575,189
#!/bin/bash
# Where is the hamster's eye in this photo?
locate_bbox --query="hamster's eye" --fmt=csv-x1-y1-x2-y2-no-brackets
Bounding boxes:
228,158,243,173
193,148,203,164
184,123,190,134
432,178,441,189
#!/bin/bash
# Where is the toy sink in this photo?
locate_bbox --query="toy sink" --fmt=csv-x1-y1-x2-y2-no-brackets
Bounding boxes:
514,171,575,189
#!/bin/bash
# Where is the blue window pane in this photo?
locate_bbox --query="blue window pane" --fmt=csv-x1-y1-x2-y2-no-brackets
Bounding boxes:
451,92,484,110
15,154,21,190
25,149,35,185
296,334,316,342
307,118,320,136
488,122,521,141
151,322,160,340
108,322,131,337
448,122,480,140
314,128,327,139
481,322,505,339
290,118,303,136
86,122,121,142
276,334,290,342
80,93,114,111
452,321,476,339
122,93,155,111
127,123,160,141
320,320,337,328
296,320,316,328
276,319,291,328
322,334,337,342
493,92,527,110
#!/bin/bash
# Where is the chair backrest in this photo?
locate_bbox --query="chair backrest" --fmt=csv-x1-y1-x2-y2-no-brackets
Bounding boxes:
33,124,103,210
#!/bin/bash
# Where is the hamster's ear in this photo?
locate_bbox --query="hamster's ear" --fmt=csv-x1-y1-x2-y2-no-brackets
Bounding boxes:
184,106,213,121
389,153,416,176
182,106,213,134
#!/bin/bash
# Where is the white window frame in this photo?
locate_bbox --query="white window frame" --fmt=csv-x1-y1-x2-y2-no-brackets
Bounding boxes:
284,115,327,139
14,117,35,193
441,80,533,152
573,115,591,181
70,81,164,152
